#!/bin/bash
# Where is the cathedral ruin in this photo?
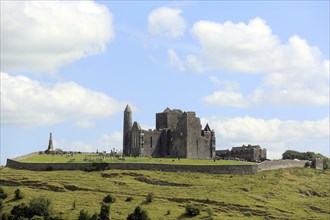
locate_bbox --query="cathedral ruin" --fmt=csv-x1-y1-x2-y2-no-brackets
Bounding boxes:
122,105,216,159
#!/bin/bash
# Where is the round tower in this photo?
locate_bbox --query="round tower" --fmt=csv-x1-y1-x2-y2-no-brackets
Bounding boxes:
123,104,132,156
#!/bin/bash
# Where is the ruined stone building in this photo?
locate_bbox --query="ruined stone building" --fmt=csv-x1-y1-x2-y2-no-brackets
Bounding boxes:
216,145,267,162
123,105,216,159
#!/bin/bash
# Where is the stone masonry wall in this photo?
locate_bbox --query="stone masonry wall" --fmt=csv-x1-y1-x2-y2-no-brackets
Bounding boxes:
6,158,312,174
258,160,307,171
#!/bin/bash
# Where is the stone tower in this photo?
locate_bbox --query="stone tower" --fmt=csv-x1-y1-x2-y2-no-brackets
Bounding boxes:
46,132,55,153
123,104,132,156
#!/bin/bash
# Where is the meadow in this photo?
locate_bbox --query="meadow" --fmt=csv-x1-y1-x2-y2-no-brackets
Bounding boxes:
0,166,329,219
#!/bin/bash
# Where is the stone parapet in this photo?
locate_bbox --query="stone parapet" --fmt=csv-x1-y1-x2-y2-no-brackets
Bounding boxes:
6,158,314,174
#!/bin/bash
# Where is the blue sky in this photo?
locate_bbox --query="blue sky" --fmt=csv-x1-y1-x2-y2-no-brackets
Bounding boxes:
1,1,329,165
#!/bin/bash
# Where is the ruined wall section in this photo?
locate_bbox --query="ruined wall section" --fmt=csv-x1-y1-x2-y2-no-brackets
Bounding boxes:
258,160,307,171
130,122,141,156
156,110,181,130
140,129,162,157
171,114,187,158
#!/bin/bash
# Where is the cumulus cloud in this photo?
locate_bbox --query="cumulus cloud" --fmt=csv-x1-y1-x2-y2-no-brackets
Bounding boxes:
191,17,329,106
1,72,125,127
1,1,114,73
203,91,249,108
148,7,186,37
202,116,329,159
203,76,249,107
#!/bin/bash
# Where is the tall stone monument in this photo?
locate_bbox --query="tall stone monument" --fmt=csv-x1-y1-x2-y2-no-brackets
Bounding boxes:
46,132,55,153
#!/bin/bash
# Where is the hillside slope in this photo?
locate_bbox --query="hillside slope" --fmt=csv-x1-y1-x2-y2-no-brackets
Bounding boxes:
0,167,329,219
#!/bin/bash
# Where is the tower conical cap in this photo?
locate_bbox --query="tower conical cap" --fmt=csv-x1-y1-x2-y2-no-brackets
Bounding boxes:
124,104,132,112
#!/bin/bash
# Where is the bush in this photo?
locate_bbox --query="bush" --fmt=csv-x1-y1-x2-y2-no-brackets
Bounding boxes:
99,203,110,220
304,161,311,168
79,210,91,220
145,193,153,203
103,194,116,204
323,158,330,170
15,188,24,200
125,197,133,202
185,204,200,217
0,187,7,199
11,203,32,219
127,206,150,220
90,213,99,220
29,196,52,217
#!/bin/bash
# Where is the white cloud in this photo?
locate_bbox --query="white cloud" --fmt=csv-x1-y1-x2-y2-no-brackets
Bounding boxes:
202,116,329,159
1,72,125,127
202,76,248,107
148,7,186,37
203,91,249,108
1,1,114,73
190,17,329,106
168,48,185,72
185,54,206,73
74,119,96,129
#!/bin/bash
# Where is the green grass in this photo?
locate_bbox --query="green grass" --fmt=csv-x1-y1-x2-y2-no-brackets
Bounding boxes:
0,167,329,219
18,154,253,165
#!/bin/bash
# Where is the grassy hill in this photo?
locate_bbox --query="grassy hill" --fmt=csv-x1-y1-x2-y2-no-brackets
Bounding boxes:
0,166,329,219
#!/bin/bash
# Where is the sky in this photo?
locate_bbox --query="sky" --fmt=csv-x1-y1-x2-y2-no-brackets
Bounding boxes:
1,1,329,165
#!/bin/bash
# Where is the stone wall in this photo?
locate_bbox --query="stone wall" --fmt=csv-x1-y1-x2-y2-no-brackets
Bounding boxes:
6,159,93,171
6,158,313,174
258,160,308,171
6,158,257,174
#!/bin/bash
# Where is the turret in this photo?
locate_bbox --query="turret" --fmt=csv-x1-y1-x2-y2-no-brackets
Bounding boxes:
123,104,132,156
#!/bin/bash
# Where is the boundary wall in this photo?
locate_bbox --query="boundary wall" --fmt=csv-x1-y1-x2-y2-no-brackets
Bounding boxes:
6,158,309,174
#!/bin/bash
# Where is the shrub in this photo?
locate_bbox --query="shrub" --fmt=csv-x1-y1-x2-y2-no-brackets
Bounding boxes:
304,161,311,168
0,187,7,199
0,199,3,211
145,193,153,203
185,203,200,217
93,163,109,171
323,158,330,170
29,196,52,217
79,210,91,220
15,188,24,200
11,203,32,219
99,203,110,220
103,194,116,204
127,206,150,220
125,197,133,202
90,213,99,220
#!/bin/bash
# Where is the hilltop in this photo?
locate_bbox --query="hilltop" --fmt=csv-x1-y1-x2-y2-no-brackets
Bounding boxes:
0,167,329,219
